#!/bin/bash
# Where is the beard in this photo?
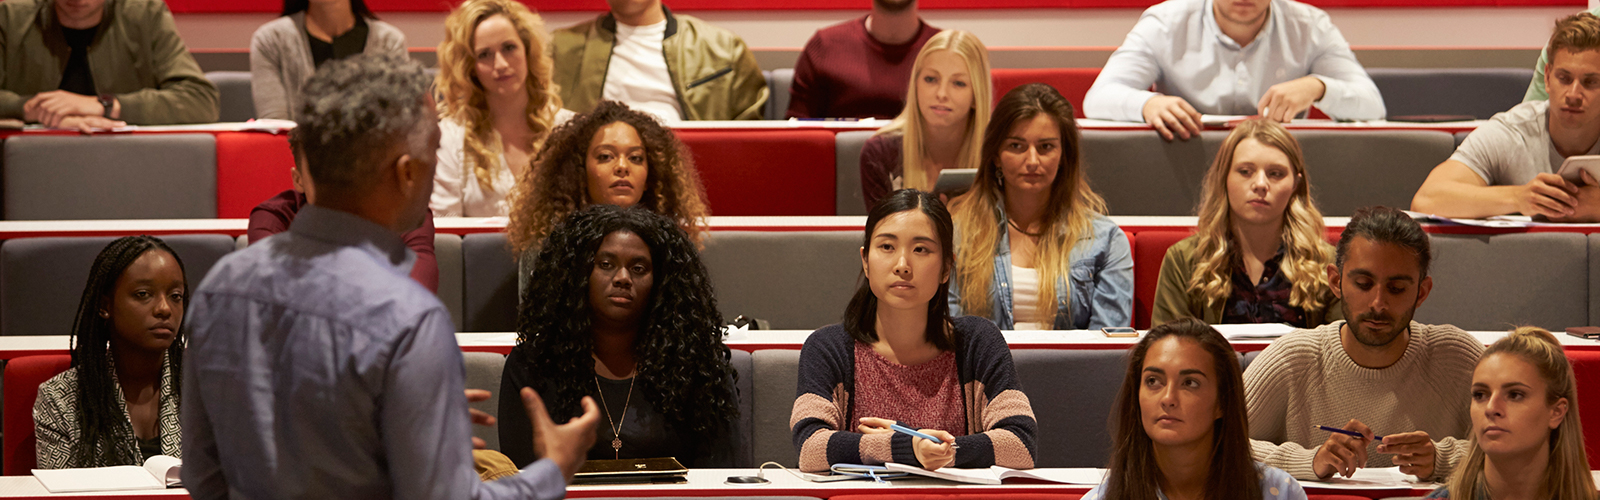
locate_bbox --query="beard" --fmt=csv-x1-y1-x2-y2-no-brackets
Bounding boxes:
874,0,915,13
1341,302,1414,348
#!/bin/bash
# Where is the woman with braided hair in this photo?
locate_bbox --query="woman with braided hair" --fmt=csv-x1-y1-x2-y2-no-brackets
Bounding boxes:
498,205,737,468
35,235,187,468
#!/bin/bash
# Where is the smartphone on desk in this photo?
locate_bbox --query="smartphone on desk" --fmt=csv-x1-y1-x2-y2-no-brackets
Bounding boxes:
1567,326,1600,340
1556,155,1600,185
1102,326,1138,338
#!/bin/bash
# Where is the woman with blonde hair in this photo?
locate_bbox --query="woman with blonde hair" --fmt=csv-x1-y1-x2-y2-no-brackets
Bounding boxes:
1150,118,1340,327
948,83,1131,330
432,0,573,217
859,30,992,209
1425,327,1596,500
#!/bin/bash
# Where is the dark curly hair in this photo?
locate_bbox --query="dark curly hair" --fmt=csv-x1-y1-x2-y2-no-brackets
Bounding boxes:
506,100,709,255
515,204,735,443
69,236,186,466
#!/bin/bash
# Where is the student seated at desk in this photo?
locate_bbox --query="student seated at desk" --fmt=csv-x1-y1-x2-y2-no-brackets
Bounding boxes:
1151,119,1341,328
792,189,1037,473
859,29,992,209
431,0,574,217
1425,327,1598,500
499,205,738,468
1412,12,1600,222
36,236,186,468
948,83,1133,330
1086,318,1306,500
249,0,407,120
506,100,708,296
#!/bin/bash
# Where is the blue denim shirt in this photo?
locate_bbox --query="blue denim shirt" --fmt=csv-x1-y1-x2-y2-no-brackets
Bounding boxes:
949,211,1134,330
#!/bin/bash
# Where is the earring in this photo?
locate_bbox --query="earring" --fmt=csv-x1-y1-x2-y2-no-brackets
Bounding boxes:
98,310,109,318
994,168,1004,188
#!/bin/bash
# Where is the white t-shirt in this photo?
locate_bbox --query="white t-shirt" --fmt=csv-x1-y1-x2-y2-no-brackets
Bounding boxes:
1452,99,1600,187
430,108,575,217
1011,265,1046,330
603,19,684,122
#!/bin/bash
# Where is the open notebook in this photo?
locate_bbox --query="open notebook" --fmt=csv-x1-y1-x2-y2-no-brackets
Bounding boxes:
884,463,1104,485
33,455,181,493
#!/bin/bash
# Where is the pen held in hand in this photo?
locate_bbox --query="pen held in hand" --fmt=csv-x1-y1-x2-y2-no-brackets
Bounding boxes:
1314,425,1385,441
889,423,959,449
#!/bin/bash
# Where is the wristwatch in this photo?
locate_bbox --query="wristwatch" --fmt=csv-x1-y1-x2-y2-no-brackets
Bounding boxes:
97,93,114,118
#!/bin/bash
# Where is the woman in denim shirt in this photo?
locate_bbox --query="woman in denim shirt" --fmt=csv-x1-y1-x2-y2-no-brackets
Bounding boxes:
948,83,1132,330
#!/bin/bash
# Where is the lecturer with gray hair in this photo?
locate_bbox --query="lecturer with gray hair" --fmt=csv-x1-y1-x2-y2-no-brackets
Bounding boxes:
180,54,599,499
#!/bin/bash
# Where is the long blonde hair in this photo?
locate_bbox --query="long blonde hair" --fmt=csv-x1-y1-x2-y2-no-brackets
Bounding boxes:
435,0,561,192
874,30,992,191
1447,327,1596,500
950,83,1105,326
1190,119,1331,312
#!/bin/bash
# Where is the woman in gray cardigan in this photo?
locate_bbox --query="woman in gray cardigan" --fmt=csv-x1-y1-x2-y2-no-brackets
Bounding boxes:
249,0,406,120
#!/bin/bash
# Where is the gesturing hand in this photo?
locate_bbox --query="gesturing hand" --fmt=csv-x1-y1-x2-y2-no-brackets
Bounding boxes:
523,387,599,482
466,389,495,449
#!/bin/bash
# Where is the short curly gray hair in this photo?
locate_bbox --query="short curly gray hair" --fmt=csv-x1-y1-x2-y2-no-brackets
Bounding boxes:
296,54,433,192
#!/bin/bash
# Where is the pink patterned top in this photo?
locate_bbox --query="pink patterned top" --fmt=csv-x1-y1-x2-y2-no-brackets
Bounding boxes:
849,342,967,436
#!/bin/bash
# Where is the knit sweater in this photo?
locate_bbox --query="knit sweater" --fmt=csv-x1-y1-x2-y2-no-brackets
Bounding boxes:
790,316,1037,472
249,12,407,120
1244,320,1483,481
785,16,939,119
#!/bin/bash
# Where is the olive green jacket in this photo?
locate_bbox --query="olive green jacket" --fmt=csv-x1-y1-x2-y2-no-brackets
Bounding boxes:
551,7,767,121
0,0,219,124
1151,234,1343,327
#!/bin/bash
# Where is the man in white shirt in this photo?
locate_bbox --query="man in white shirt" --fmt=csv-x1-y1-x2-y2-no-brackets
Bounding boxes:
1412,12,1600,222
1082,0,1384,140
552,0,768,121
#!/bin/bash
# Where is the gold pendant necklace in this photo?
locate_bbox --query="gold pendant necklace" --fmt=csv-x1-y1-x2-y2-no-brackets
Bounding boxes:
594,375,636,460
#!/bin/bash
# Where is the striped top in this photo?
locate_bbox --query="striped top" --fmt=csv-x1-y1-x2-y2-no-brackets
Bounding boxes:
790,316,1038,472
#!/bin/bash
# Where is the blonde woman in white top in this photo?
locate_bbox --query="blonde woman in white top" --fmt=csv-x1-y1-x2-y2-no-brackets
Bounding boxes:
432,0,572,217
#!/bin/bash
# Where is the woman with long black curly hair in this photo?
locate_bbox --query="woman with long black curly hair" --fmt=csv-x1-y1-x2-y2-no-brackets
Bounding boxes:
498,204,737,468
506,100,709,296
35,235,186,468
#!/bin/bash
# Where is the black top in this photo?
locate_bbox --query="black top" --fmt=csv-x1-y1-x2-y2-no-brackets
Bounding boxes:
136,433,161,462
57,26,97,96
306,20,369,68
1221,246,1309,327
497,342,738,468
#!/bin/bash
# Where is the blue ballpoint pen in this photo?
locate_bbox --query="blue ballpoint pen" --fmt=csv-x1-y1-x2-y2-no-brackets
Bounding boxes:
890,423,960,449
1314,425,1385,441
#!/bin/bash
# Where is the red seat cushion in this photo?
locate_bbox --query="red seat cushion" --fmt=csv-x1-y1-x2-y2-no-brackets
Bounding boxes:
1567,350,1600,466
3,355,73,475
215,132,295,218
992,68,1100,118
674,129,836,216
1131,230,1193,330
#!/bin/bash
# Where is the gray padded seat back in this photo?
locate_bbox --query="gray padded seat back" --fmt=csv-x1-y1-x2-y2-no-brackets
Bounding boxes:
1012,349,1127,467
765,68,794,121
730,349,755,467
1241,350,1263,372
752,349,801,467
1420,233,1589,331
835,131,873,216
701,231,861,330
462,233,517,332
205,71,255,122
0,234,236,336
234,235,247,250
4,134,217,220
1294,130,1454,216
1455,131,1470,148
462,352,505,451
1368,68,1534,120
435,233,465,331
1081,130,1227,216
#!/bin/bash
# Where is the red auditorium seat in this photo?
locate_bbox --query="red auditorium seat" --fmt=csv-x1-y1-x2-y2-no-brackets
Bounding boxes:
1132,230,1192,330
3,355,72,475
991,68,1100,118
674,129,836,216
1567,350,1600,467
215,132,295,218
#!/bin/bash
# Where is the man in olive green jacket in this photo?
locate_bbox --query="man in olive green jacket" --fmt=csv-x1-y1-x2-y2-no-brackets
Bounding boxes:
552,1,767,121
0,0,219,130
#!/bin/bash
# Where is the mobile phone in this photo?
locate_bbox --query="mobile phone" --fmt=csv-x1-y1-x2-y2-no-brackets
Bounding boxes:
1556,155,1600,185
1102,326,1138,338
1566,326,1600,340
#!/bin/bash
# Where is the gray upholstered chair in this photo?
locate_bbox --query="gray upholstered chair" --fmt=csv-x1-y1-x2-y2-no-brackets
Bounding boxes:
751,349,801,468
730,349,755,467
1368,68,1534,120
461,233,517,332
0,235,236,337
462,351,506,451
701,231,862,330
834,131,874,216
3,134,217,220
435,233,465,332
1081,130,1226,216
205,71,256,122
764,68,795,121
1012,349,1128,467
1294,130,1455,216
1420,232,1589,331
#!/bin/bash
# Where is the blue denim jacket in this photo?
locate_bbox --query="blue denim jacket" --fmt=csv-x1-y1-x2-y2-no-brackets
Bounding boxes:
948,211,1134,330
